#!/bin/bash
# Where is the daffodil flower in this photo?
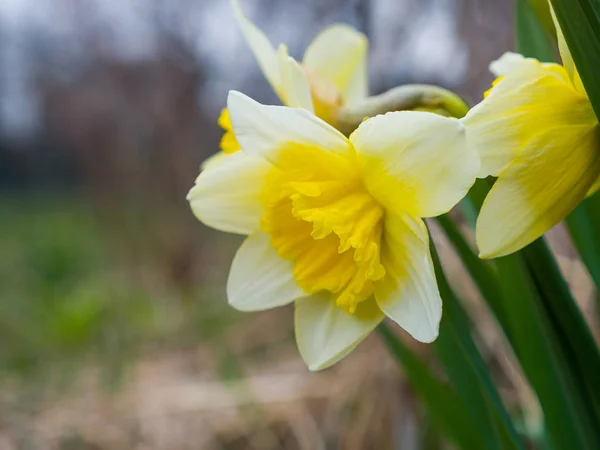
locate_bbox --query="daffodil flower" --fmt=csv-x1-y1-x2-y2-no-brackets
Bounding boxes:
231,0,367,125
188,91,478,370
462,16,600,258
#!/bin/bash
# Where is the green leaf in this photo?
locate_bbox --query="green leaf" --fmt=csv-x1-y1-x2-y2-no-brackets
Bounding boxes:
494,254,600,449
530,0,557,36
547,0,600,295
515,0,556,61
522,239,600,423
515,0,600,436
566,200,600,292
377,323,484,450
549,0,600,118
431,244,524,450
436,215,510,340
459,187,600,449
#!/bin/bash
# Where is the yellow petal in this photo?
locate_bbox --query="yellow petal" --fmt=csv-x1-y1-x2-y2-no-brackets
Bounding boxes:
374,213,441,343
227,90,352,168
303,24,368,105
587,175,600,198
277,45,314,112
187,150,272,235
294,294,383,371
350,111,477,218
231,0,282,97
477,124,600,258
462,61,583,178
550,5,585,93
218,108,241,154
227,232,304,311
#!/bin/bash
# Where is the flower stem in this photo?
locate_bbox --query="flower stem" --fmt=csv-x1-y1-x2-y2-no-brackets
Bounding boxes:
336,84,469,135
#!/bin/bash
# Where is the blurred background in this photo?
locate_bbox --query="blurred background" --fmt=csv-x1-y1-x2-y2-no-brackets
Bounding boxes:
1,0,581,448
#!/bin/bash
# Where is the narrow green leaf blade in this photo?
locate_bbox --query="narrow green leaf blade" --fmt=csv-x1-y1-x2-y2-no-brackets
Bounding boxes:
436,214,510,339
522,239,600,423
515,0,556,61
565,201,600,292
461,186,600,449
546,0,600,294
495,254,600,449
550,0,600,118
431,244,524,450
377,323,484,450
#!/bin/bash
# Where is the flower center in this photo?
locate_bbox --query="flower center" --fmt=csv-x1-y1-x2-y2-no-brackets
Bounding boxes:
302,66,343,127
260,144,385,313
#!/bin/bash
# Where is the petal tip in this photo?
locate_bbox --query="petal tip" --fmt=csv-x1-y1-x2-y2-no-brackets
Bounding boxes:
477,250,493,260
307,361,328,372
408,321,440,344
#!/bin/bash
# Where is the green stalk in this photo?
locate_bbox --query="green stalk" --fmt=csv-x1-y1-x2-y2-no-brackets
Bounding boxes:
430,243,523,450
565,201,600,292
550,0,600,119
514,0,600,435
522,239,600,422
515,0,556,61
377,323,484,450
494,254,600,449
461,181,600,448
436,215,510,340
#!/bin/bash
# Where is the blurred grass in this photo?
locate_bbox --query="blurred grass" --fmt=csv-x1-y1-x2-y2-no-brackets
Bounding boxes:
0,193,412,450
0,193,239,387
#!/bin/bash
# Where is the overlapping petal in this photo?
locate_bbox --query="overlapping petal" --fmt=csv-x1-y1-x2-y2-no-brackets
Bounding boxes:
187,150,271,234
303,24,368,105
477,124,600,258
277,45,314,112
489,52,554,77
295,294,383,371
374,213,442,343
462,61,588,178
217,108,241,154
227,232,305,311
227,90,352,168
231,0,282,95
351,111,477,218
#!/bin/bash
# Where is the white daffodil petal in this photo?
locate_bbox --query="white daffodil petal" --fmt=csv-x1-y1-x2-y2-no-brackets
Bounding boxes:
295,294,383,371
303,24,368,104
227,91,352,167
231,0,282,95
278,45,314,112
187,151,271,235
351,111,477,219
477,124,600,259
374,214,441,343
489,52,542,77
200,151,228,170
227,231,305,311
462,63,582,178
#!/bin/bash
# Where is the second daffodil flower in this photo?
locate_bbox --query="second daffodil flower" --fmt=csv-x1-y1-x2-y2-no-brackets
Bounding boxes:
214,0,369,155
188,91,478,370
231,0,367,123
462,14,600,259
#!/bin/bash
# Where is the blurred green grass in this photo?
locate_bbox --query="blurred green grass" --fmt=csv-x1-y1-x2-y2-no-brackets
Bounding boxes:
0,193,240,386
